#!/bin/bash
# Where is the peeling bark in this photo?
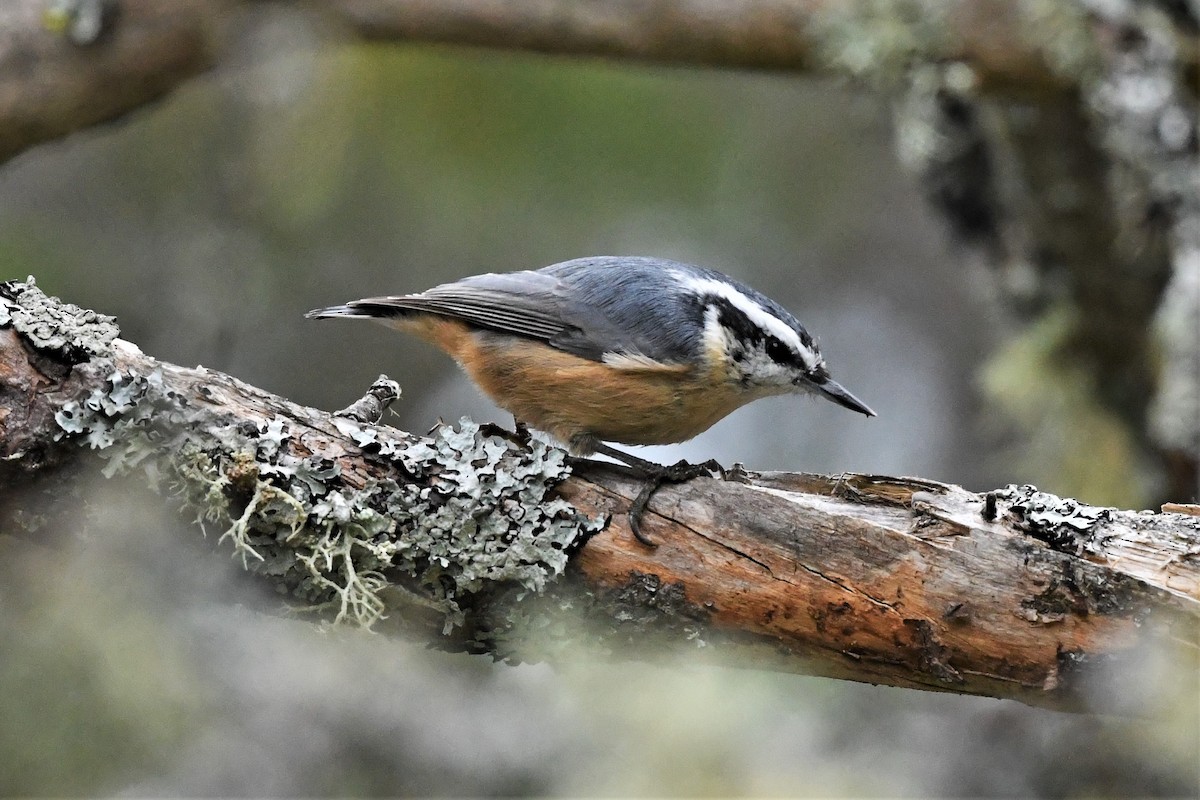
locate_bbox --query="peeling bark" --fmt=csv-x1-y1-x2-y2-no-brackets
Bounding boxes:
3,278,1198,713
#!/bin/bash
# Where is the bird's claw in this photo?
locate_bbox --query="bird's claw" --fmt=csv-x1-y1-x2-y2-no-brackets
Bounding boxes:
479,419,535,448
628,458,725,547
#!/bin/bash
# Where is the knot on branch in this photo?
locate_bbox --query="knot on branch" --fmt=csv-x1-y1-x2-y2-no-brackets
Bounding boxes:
334,374,401,423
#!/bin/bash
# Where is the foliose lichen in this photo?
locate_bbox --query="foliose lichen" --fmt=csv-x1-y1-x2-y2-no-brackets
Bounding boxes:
3,278,604,634
43,0,115,46
52,366,603,632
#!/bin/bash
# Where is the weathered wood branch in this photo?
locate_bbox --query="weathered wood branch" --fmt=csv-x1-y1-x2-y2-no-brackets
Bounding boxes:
2,278,1198,713
327,0,1068,91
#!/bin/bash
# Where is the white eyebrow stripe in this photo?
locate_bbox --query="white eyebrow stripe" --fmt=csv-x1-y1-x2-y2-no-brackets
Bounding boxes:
673,272,818,368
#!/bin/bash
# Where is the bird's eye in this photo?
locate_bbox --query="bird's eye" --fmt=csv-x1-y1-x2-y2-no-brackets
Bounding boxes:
765,337,791,364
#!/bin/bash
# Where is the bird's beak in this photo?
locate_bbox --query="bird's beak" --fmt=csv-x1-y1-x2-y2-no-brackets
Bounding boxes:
808,377,876,417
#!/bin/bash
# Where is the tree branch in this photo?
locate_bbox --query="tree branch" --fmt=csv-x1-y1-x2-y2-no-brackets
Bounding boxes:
3,277,1197,713
0,0,225,165
12,0,1200,167
328,0,1063,91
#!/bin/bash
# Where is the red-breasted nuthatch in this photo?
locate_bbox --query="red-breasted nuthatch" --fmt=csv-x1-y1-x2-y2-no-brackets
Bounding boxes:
308,256,875,542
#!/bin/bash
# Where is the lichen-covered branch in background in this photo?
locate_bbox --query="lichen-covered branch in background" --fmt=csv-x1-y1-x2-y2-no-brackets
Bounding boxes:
2,278,1198,714
883,2,1200,504
0,0,1129,166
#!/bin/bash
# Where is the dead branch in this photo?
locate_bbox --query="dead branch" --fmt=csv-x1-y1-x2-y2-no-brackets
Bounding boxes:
2,277,1197,713
327,0,1063,90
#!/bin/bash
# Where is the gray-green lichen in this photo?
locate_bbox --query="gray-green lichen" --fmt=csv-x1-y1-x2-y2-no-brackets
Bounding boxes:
893,62,981,174
3,277,604,638
809,0,953,87
0,277,118,361
1150,248,1200,458
43,0,114,46
1015,0,1103,83
52,366,603,632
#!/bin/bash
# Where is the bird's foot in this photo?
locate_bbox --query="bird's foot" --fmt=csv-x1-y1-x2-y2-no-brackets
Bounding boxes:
627,458,723,547
513,420,533,445
480,419,534,448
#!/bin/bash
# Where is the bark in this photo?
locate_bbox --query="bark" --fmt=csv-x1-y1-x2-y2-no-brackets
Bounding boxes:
327,0,1066,91
890,6,1200,501
0,0,1080,164
3,278,1198,713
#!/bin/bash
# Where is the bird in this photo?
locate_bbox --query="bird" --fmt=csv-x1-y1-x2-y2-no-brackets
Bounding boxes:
307,256,874,544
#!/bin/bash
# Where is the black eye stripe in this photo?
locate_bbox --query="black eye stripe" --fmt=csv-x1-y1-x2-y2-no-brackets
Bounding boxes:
699,294,808,369
707,297,763,346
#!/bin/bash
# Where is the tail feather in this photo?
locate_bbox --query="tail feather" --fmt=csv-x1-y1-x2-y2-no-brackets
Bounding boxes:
305,300,413,321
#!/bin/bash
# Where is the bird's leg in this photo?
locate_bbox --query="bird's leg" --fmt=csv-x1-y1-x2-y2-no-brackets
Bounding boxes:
479,416,534,448
589,442,723,547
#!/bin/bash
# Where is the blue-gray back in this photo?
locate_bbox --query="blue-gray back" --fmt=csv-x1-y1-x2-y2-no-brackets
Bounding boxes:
354,256,810,367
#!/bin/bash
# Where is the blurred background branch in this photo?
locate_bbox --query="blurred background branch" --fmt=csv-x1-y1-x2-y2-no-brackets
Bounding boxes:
6,1,1195,164
0,0,224,164
0,0,1106,167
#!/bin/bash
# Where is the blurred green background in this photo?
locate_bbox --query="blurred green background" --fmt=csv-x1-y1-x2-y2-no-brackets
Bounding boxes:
0,9,1195,798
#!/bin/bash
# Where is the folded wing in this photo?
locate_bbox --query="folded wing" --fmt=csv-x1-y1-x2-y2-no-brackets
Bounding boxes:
308,257,704,370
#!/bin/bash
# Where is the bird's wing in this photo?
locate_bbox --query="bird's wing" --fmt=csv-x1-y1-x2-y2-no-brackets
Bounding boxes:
543,257,703,366
335,270,571,342
320,258,703,369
